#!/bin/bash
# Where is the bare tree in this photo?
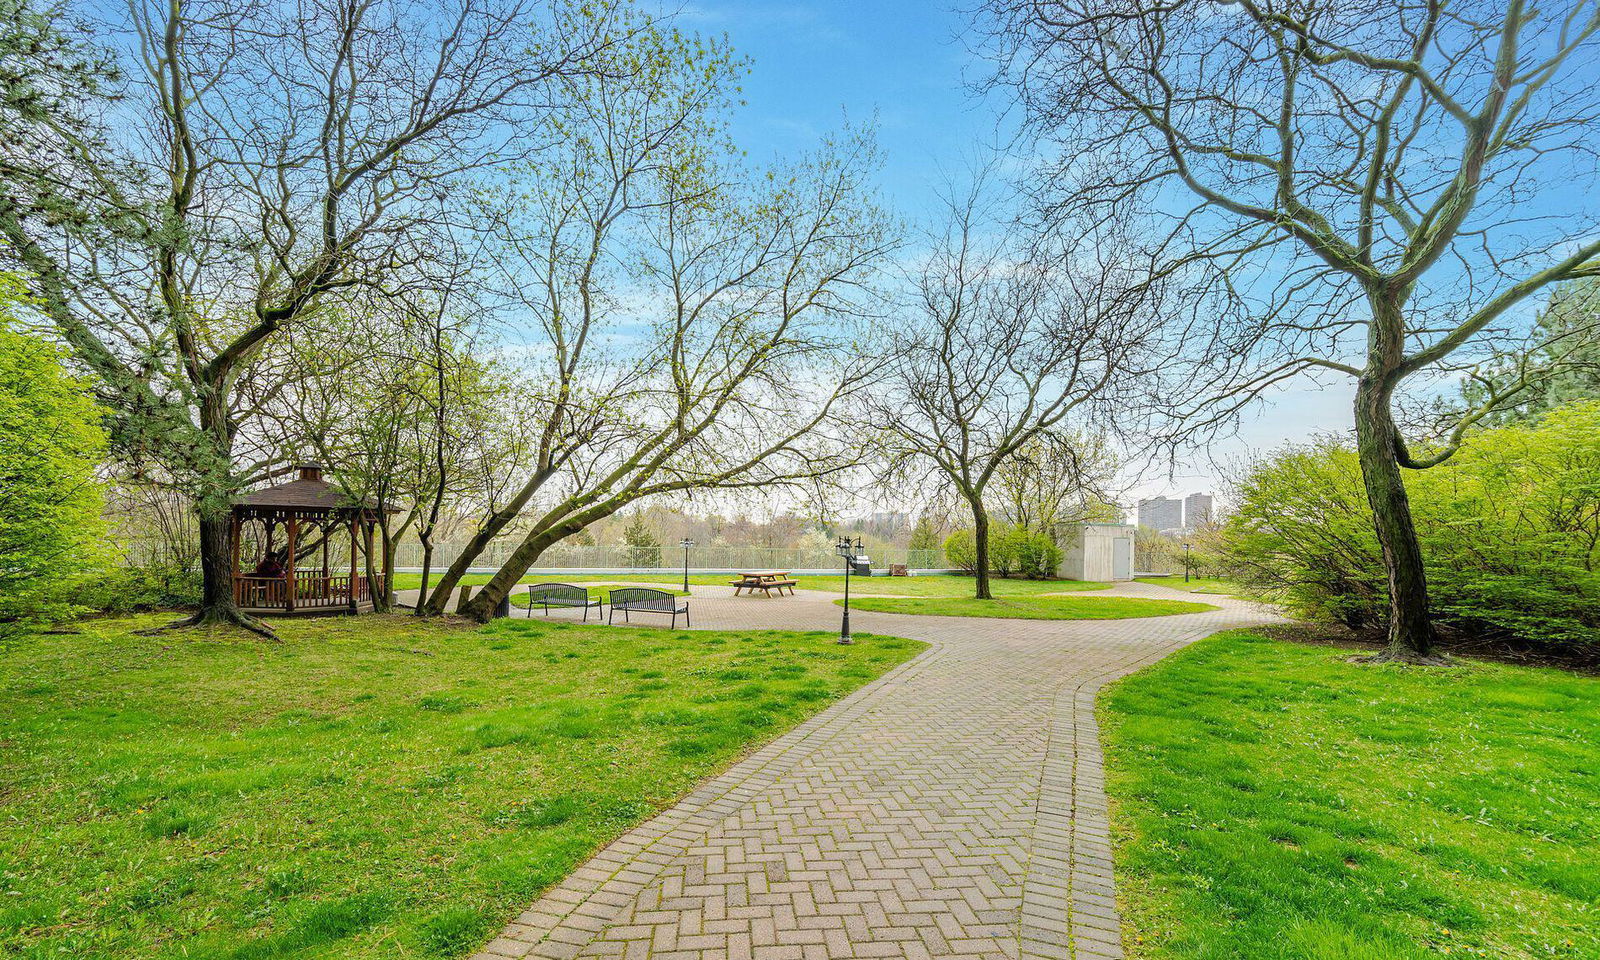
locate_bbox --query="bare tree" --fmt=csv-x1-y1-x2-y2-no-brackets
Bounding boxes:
991,429,1123,531
0,0,631,633
874,181,1166,599
983,0,1600,660
416,29,896,620
252,277,515,612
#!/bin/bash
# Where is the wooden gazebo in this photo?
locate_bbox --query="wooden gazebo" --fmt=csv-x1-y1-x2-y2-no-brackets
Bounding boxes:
231,464,392,616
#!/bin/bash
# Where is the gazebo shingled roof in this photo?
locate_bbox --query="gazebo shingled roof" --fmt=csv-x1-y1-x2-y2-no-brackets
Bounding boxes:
234,464,388,515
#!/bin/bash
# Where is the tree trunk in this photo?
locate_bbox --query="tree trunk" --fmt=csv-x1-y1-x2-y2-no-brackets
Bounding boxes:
167,384,276,639
970,496,993,600
1353,373,1440,662
362,521,384,612
172,501,275,637
197,510,236,617
421,510,506,614
461,520,589,622
421,489,547,614
416,535,436,618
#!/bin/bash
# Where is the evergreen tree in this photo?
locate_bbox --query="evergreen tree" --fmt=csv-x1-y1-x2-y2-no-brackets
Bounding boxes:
908,514,941,551
622,515,661,568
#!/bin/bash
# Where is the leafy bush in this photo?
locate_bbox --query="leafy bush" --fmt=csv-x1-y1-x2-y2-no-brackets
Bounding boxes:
943,528,976,573
1224,402,1600,648
989,524,1020,576
940,525,1060,578
74,563,203,615
0,279,108,637
1012,526,1063,579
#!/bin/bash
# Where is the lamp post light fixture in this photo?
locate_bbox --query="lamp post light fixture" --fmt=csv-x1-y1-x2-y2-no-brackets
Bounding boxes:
679,538,695,593
1183,542,1193,583
835,535,867,645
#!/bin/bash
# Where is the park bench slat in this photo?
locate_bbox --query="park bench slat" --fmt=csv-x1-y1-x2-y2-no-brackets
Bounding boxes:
522,583,602,621
607,587,690,628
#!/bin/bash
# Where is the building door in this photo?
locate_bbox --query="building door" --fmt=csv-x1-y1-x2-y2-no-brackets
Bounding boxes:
1113,536,1133,580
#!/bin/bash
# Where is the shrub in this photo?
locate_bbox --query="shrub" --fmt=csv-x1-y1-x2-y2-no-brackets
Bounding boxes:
989,524,1021,577
1013,528,1063,579
1224,402,1600,648
943,528,976,573
941,524,1060,578
0,278,108,638
75,563,203,614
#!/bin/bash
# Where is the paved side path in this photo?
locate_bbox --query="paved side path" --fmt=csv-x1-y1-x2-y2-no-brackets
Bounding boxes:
467,583,1281,960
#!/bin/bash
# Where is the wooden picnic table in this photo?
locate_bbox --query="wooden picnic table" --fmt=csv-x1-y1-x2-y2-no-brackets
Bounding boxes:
730,570,799,597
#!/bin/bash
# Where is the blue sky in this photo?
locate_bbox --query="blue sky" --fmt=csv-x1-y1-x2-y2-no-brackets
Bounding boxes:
679,1,1009,218
674,0,1353,508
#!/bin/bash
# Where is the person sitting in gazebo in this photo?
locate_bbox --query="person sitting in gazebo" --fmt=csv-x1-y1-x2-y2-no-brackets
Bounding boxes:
253,554,286,579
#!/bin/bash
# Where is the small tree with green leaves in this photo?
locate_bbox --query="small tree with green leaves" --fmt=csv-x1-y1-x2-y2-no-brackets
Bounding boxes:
0,275,105,636
943,529,977,574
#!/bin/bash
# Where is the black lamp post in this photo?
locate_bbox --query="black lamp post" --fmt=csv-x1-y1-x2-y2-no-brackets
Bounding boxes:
680,538,695,593
1182,542,1193,583
835,535,865,645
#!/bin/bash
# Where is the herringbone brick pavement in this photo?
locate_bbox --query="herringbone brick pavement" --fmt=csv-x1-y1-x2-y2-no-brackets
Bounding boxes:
457,581,1282,960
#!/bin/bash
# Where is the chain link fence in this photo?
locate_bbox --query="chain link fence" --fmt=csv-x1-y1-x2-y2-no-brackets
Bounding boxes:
392,542,947,574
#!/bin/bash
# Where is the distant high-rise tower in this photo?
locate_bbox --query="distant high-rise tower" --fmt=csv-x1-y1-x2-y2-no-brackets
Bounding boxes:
1185,492,1215,527
1138,496,1183,531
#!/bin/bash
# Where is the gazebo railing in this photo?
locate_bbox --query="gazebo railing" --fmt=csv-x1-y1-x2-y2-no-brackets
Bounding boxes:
234,572,369,611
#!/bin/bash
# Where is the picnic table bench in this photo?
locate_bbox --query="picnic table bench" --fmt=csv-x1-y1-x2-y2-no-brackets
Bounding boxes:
730,570,798,597
521,582,603,621
607,587,690,628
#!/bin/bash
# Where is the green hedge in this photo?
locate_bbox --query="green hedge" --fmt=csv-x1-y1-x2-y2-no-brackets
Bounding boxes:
1223,401,1600,648
942,524,1063,579
74,563,203,615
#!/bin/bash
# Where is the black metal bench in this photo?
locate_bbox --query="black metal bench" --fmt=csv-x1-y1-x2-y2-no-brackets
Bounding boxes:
521,582,602,621
607,587,689,628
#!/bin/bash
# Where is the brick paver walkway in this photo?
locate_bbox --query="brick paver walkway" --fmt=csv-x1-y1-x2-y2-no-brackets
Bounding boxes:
455,581,1281,960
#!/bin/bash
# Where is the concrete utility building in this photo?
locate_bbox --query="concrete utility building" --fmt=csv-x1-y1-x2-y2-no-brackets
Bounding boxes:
1053,522,1137,582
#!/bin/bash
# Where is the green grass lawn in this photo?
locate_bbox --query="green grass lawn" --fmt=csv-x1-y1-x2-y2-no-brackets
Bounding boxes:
1101,630,1600,960
391,572,1109,598
1135,575,1244,596
0,615,922,959
839,595,1216,620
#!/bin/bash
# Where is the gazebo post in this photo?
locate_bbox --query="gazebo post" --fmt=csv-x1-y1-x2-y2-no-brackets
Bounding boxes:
321,535,331,600
285,515,298,613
